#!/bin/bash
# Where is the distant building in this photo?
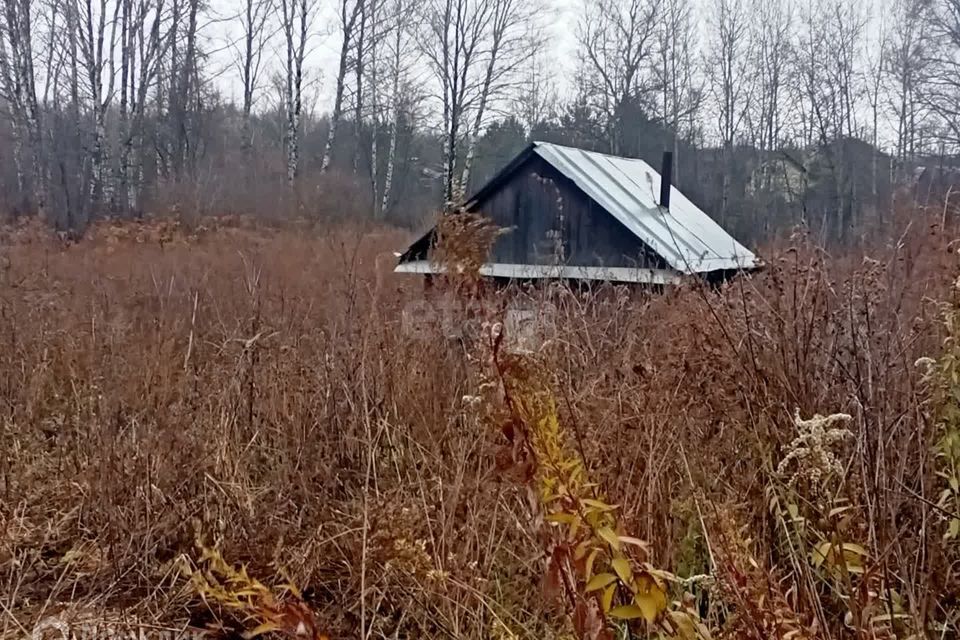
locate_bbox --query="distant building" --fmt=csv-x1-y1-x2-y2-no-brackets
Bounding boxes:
747,151,807,203
395,142,759,284
914,163,960,205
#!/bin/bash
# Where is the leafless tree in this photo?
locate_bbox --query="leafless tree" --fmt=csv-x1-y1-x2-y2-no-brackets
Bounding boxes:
161,0,202,180
922,0,960,150
457,0,540,193
76,0,122,205
865,14,887,202
512,49,556,133
419,0,538,204
279,0,316,185
0,0,45,213
576,0,661,155
885,0,929,178
747,0,791,163
655,0,700,182
379,0,423,217
320,0,364,174
233,0,273,154
794,0,866,241
419,0,485,204
116,0,169,211
705,0,751,220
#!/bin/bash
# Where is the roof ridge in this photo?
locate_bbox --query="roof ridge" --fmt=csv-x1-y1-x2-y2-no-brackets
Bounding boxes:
532,141,650,162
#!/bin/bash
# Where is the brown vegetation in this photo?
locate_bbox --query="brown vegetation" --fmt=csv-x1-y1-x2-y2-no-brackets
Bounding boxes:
1,212,959,639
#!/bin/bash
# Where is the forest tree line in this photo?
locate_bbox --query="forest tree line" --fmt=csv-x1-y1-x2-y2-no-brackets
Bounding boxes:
1,0,959,244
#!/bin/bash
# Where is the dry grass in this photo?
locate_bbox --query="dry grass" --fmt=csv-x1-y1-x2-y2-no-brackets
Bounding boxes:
1,212,958,639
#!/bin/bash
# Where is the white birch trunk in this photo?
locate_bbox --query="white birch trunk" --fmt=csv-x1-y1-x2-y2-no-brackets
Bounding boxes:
380,10,403,217
321,0,361,174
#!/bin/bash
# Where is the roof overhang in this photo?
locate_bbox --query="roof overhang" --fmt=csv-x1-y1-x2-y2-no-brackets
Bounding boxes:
394,260,684,285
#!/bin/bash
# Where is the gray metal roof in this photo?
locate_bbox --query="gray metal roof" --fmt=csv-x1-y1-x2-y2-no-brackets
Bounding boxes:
530,142,758,273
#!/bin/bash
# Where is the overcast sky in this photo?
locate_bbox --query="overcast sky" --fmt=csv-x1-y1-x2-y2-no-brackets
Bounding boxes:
200,0,890,146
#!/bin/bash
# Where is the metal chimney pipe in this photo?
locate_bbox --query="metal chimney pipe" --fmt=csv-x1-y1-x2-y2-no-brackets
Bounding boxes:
660,151,673,210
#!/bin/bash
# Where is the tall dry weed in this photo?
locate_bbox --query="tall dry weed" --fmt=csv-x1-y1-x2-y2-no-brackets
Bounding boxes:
1,214,959,639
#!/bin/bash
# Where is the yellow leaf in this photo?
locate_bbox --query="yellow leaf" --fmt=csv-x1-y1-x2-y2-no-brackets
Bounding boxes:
668,611,712,640
840,543,867,573
611,556,632,584
574,539,592,561
618,535,650,550
841,543,868,558
601,583,616,613
609,604,646,620
669,611,697,639
598,526,620,551
645,566,678,583
811,541,868,574
634,571,668,623
581,498,619,512
947,518,960,540
811,541,832,568
242,623,281,639
569,514,583,539
585,572,618,592
585,547,600,580
546,513,576,524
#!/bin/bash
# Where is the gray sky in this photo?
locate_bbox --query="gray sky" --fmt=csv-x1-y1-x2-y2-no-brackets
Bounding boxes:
203,0,891,148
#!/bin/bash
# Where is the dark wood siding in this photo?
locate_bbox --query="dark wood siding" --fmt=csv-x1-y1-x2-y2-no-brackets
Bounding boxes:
467,156,666,269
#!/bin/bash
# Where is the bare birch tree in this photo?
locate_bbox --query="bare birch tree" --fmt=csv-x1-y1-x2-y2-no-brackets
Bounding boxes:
279,0,316,185
76,0,122,205
119,0,169,211
0,0,45,213
419,0,489,204
379,0,423,217
233,0,273,154
320,0,364,173
457,0,540,193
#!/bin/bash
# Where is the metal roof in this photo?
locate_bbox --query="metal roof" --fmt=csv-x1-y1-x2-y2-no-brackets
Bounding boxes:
524,142,758,274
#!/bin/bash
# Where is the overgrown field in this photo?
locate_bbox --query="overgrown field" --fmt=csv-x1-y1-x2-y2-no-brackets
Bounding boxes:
1,215,959,639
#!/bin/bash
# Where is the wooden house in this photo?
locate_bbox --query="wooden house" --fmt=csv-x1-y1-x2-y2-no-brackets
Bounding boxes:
396,142,759,284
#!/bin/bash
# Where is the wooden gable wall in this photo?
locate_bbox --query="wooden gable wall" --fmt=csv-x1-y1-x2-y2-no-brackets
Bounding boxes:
468,155,667,269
